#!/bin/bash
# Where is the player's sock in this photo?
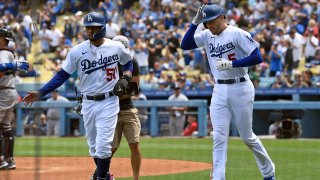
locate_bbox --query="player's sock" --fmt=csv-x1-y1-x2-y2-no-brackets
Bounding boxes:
2,130,14,158
96,157,111,180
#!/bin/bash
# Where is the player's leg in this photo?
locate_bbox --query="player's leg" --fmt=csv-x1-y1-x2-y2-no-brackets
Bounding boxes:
111,113,124,156
1,109,15,169
230,82,275,178
210,85,232,180
0,134,8,169
82,101,98,179
95,112,117,180
123,108,141,180
0,110,8,169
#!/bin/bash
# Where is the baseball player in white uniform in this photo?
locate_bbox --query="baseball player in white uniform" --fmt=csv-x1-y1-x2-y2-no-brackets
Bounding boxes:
181,4,275,180
23,12,132,180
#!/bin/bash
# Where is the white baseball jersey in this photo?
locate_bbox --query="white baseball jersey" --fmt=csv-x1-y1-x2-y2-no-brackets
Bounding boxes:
192,25,275,179
62,38,133,95
194,25,259,79
62,38,133,159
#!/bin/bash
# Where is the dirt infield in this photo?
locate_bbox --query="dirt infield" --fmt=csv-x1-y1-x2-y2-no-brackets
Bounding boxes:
0,157,211,180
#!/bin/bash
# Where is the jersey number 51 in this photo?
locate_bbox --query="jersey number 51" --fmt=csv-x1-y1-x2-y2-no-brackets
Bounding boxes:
106,67,117,81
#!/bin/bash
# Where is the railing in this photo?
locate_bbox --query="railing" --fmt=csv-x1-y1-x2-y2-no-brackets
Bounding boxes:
15,102,79,137
133,100,208,137
15,100,320,138
15,100,208,137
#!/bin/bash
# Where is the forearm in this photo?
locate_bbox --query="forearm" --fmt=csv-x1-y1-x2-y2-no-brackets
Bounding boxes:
0,62,15,72
38,69,70,97
181,24,198,50
232,48,262,68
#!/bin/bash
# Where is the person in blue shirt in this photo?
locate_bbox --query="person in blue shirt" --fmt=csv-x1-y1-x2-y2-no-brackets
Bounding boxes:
268,42,282,77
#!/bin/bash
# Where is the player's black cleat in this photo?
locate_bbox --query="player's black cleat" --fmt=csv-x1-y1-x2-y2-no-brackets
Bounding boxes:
6,157,16,170
90,169,115,180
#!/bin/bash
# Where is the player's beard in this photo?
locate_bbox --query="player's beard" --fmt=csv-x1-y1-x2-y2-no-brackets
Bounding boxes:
89,37,98,41
210,23,227,35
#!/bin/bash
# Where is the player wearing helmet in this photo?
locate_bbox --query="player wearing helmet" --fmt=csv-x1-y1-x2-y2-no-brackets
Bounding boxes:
23,12,133,180
91,35,142,180
0,28,29,170
181,4,275,180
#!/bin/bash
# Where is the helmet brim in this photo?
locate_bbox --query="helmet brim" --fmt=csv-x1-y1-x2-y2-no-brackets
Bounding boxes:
83,23,104,26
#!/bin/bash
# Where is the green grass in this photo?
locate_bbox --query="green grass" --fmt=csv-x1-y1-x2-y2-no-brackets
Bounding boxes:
15,137,320,180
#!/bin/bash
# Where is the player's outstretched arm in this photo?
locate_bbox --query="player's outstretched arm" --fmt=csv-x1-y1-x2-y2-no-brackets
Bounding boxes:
22,69,71,106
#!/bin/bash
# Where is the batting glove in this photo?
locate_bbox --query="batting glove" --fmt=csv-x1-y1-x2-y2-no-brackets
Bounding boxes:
216,58,232,71
14,61,29,73
192,4,206,25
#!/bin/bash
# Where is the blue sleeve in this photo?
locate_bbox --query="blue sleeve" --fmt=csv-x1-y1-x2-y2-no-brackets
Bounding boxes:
180,24,198,50
0,63,15,72
232,48,262,67
38,69,71,97
122,60,133,72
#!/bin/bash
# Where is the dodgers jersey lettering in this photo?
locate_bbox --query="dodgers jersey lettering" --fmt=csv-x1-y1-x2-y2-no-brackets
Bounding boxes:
62,39,132,95
194,26,259,79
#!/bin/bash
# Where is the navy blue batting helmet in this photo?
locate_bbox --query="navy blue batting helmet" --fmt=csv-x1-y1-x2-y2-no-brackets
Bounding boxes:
83,12,106,40
202,4,225,27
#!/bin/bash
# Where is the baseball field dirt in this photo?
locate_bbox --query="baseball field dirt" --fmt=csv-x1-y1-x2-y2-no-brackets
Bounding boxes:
0,157,211,180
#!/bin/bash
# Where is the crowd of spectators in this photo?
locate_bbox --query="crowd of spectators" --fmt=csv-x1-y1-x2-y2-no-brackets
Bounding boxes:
1,0,320,92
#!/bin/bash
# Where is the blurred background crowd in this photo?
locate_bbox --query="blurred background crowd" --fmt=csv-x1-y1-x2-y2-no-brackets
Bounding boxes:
1,0,320,93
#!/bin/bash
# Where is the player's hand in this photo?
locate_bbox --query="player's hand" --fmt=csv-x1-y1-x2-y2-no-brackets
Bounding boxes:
216,58,232,71
14,61,29,73
192,4,206,25
22,91,40,106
